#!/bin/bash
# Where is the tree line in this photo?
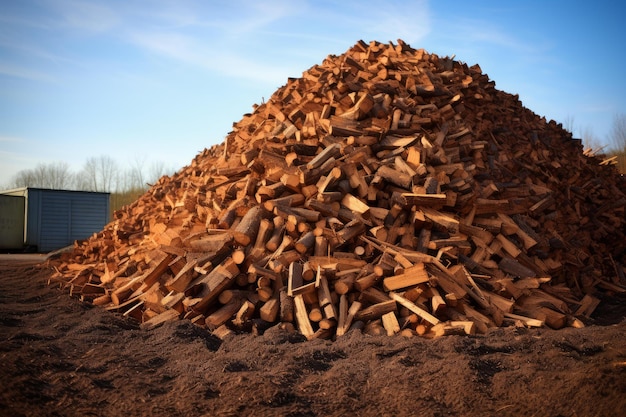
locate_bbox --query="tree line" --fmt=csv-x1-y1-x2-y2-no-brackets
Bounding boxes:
7,155,177,215
8,155,174,192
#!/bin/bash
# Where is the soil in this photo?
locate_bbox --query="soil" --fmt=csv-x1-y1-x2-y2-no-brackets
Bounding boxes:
1,258,626,417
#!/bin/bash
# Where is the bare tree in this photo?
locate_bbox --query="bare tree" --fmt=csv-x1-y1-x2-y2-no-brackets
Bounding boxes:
10,169,35,188
10,162,74,189
8,155,174,193
129,156,147,190
581,126,605,155
47,161,74,189
610,114,626,152
147,160,174,186
78,155,119,192
563,114,576,136
608,113,626,173
121,156,170,191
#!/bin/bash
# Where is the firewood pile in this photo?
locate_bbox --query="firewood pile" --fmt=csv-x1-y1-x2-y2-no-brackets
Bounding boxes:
49,39,626,339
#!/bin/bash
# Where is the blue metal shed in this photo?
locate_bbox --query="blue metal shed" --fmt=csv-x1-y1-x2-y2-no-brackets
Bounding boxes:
0,187,110,252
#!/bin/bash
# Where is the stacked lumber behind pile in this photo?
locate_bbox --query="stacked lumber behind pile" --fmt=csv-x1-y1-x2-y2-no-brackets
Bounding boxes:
49,40,626,339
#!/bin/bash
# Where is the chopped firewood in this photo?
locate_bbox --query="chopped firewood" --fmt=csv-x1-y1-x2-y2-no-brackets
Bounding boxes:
381,311,401,336
389,292,440,326
48,39,625,343
382,263,429,291
293,294,315,339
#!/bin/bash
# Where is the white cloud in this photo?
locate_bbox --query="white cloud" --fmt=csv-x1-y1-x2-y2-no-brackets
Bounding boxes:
229,0,300,35
360,0,431,45
0,0,433,88
127,30,294,84
123,0,433,84
0,135,25,143
128,31,193,62
431,14,555,63
0,62,55,82
0,35,77,70
52,0,121,33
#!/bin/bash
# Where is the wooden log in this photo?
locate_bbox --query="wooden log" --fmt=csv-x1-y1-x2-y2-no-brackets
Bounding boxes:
337,297,362,337
327,115,376,137
389,291,440,326
232,300,256,327
496,234,522,258
295,231,316,254
293,294,315,339
256,282,274,302
316,167,343,194
92,294,112,306
212,324,235,340
429,287,446,314
421,266,466,304
339,93,374,120
504,312,544,328
393,193,447,209
218,289,245,305
461,302,497,332
191,258,240,313
377,165,413,189
499,256,536,278
205,298,243,329
300,156,338,186
334,273,356,295
383,262,429,291
186,232,233,253
290,207,322,223
317,271,337,319
287,261,315,296
575,294,600,318
422,208,459,233
263,193,306,212
301,261,316,281
140,309,180,330
255,181,286,203
354,272,381,291
111,254,173,306
307,143,342,170
458,223,494,245
307,256,368,271
266,218,286,252
430,322,471,337
232,206,265,246
354,299,397,321
381,311,400,336
341,194,371,216
279,288,294,322
247,218,273,262
308,303,324,322
343,162,369,197
255,260,285,283
260,297,280,323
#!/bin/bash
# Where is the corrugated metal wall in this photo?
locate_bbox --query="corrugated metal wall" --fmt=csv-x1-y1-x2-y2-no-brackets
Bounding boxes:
31,189,110,252
0,188,110,252
37,191,71,252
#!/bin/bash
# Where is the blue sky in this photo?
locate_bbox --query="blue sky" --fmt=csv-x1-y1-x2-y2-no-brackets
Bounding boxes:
1,0,624,187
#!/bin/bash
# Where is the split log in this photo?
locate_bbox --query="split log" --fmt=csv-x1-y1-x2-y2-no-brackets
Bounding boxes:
294,294,315,339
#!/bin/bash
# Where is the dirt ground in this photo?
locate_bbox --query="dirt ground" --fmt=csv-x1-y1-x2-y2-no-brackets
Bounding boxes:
1,259,626,417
